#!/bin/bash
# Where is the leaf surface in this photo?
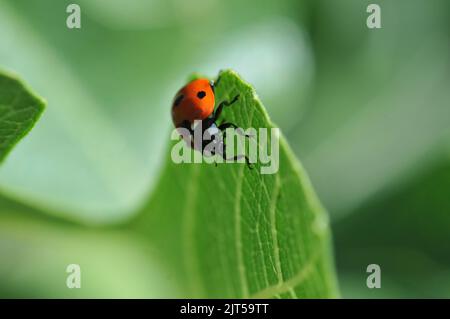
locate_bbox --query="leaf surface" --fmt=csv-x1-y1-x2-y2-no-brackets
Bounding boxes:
133,70,339,298
0,71,45,162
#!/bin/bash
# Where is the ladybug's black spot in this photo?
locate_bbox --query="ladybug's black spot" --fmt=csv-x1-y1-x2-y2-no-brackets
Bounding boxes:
174,94,184,107
197,91,206,99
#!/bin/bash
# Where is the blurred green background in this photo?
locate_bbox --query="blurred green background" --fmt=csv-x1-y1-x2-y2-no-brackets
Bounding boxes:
0,0,449,297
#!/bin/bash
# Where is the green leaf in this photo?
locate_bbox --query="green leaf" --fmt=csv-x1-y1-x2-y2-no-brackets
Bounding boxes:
0,0,313,222
132,70,339,298
0,71,45,162
0,1,169,221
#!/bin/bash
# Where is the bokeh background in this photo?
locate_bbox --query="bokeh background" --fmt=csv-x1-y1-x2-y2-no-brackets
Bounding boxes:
0,0,449,297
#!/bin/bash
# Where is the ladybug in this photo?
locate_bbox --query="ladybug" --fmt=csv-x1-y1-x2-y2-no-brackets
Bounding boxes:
171,76,252,166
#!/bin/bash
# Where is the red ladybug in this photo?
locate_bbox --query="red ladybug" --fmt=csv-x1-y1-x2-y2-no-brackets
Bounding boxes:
171,76,251,166
171,78,216,128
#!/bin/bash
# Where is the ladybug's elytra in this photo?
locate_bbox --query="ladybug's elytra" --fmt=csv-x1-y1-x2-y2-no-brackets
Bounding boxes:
171,78,215,128
171,76,252,167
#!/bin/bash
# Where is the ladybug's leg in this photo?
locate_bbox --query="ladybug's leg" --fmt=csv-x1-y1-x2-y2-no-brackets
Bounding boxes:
218,122,238,130
219,141,253,169
218,122,254,139
208,148,219,167
200,117,222,162
223,153,253,169
213,94,240,122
